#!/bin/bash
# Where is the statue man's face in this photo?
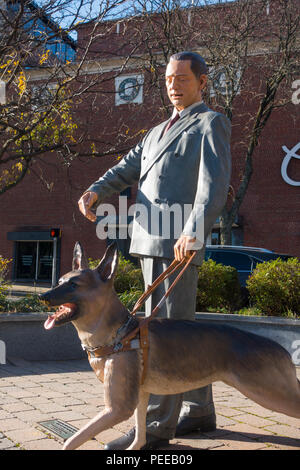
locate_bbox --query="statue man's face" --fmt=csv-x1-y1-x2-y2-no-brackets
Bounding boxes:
165,59,207,111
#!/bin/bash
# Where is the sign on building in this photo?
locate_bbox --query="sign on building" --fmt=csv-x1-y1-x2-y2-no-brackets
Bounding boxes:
281,142,300,187
115,74,144,106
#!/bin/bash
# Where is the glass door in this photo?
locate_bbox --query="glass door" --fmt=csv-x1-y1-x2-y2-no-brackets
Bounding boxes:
15,241,37,280
15,241,53,282
37,242,53,280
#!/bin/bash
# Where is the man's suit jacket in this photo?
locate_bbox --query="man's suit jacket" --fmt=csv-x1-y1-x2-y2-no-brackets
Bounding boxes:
87,102,231,265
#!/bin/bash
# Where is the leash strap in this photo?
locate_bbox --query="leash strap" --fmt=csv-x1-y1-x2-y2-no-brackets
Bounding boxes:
86,252,197,384
123,251,197,345
130,257,186,316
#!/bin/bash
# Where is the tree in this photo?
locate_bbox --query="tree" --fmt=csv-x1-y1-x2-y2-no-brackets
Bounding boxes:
117,0,299,244
1,0,299,250
0,0,132,195
195,0,300,244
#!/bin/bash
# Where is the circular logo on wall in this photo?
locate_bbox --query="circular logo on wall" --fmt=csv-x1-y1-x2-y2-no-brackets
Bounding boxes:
118,77,140,102
115,74,144,106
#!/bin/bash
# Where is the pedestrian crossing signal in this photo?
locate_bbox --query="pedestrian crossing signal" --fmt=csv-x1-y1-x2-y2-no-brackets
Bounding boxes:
50,228,61,238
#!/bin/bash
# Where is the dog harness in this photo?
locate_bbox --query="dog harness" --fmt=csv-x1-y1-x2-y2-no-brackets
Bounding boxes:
83,252,196,384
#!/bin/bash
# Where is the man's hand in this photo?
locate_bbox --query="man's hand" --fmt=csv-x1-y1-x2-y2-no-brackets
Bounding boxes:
78,191,98,222
174,235,196,262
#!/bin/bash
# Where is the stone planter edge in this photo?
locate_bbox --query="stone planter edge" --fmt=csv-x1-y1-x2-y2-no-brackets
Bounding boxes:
0,312,299,365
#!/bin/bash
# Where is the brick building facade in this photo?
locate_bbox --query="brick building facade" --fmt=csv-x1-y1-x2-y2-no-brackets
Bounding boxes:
0,1,299,284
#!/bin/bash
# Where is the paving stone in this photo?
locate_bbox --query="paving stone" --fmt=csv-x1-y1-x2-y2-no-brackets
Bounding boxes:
33,402,67,414
214,405,245,417
225,423,276,438
0,388,40,399
68,404,100,417
263,424,300,441
1,402,34,413
230,413,277,428
0,438,17,450
24,438,62,450
22,396,52,405
262,437,300,450
3,380,40,389
0,410,11,419
95,427,125,445
113,416,135,434
222,423,300,449
215,433,268,450
264,412,300,428
14,410,54,423
67,418,89,430
35,389,66,399
235,405,276,418
53,396,85,406
0,418,28,432
201,428,233,439
215,414,237,427
51,410,88,421
0,393,19,405
5,427,47,443
170,437,224,450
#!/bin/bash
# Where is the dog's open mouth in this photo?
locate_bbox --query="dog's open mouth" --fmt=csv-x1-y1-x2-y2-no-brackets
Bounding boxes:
44,303,78,330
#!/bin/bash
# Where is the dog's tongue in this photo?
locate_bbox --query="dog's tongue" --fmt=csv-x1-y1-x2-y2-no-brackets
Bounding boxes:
44,315,56,330
44,303,75,330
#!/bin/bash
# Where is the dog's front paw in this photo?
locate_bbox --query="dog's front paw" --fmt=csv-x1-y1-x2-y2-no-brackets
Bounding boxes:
127,440,144,450
62,438,74,450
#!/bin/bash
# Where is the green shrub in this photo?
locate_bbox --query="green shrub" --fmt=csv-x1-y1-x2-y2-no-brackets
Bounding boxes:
246,258,300,317
0,255,11,297
0,294,11,312
196,259,242,313
0,294,49,314
14,294,50,313
89,253,144,294
118,289,145,311
89,253,144,311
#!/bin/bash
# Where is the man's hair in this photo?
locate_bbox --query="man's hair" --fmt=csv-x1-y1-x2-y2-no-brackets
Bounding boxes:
169,51,208,78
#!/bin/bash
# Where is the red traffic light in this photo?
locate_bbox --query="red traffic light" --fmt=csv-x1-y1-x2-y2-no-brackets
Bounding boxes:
50,228,61,238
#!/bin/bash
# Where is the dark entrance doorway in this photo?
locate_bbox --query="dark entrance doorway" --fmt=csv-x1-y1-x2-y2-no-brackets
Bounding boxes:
15,241,53,282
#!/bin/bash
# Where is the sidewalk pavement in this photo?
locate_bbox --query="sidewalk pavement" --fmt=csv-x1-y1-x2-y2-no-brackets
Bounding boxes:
0,358,299,451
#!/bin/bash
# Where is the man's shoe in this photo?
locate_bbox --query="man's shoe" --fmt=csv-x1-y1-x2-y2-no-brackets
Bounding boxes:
104,428,169,450
175,415,216,437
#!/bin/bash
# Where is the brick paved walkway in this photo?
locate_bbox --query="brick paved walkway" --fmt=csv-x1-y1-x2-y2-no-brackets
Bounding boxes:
0,358,299,451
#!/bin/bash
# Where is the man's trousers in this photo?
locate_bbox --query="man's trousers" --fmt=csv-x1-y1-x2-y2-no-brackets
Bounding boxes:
139,256,215,439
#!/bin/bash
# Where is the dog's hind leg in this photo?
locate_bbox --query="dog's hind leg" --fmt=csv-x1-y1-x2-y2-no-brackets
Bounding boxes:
127,391,150,450
224,345,300,419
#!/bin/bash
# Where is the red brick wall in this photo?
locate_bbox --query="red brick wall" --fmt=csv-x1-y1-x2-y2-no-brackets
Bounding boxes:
236,103,300,256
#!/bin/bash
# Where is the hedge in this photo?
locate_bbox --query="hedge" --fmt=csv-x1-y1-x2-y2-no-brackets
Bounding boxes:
196,259,242,313
246,257,300,317
1,253,299,317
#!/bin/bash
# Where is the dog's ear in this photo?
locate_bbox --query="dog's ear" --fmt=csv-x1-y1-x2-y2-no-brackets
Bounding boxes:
72,242,89,271
96,242,119,282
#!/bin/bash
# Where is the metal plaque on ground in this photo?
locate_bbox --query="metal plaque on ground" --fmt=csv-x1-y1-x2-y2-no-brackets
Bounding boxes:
38,419,78,440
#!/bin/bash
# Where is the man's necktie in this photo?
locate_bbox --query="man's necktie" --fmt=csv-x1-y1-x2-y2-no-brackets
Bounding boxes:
162,112,180,137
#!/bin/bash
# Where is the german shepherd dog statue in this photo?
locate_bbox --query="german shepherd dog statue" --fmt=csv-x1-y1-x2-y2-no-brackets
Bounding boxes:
41,242,300,450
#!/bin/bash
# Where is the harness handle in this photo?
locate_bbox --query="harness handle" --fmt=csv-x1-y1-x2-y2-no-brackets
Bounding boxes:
121,251,197,346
